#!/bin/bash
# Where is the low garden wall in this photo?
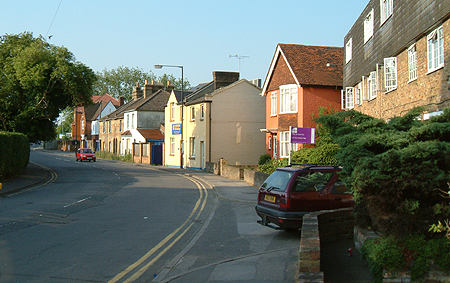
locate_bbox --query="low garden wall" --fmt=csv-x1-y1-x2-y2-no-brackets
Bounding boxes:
297,208,354,283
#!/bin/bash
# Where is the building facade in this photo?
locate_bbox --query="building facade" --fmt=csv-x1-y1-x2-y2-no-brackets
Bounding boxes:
261,44,344,159
164,71,265,169
342,0,449,119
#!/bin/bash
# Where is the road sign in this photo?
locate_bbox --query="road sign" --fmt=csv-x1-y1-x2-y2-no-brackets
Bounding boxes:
172,123,182,135
290,127,315,144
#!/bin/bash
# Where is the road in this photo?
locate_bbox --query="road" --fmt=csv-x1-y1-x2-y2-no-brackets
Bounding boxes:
0,150,299,282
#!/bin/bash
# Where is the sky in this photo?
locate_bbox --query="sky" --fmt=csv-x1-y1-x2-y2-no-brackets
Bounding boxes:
1,0,369,88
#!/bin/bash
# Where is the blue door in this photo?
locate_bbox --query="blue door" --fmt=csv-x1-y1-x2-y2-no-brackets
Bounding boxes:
151,144,162,165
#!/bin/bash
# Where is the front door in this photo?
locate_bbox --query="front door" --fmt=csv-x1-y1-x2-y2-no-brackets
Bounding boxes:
180,140,184,168
200,141,205,169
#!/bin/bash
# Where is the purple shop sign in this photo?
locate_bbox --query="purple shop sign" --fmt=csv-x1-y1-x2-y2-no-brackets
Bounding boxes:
290,127,315,144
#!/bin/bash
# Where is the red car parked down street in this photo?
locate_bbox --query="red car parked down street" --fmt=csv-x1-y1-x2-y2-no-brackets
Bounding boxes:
76,148,96,162
255,164,354,230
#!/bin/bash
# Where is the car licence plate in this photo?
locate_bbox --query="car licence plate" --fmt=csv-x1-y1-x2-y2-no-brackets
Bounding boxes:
87,157,92,159
264,194,276,203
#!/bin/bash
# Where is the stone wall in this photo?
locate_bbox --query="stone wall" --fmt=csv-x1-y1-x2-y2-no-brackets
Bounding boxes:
244,169,269,188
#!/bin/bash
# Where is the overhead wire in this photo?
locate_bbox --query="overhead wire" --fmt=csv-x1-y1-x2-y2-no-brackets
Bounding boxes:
45,0,63,38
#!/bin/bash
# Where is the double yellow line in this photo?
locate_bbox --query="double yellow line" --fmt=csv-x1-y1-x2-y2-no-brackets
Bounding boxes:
109,174,208,283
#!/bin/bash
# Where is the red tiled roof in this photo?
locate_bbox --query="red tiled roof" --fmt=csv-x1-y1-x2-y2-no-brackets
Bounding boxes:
279,44,343,87
92,93,120,106
137,129,164,140
121,130,132,136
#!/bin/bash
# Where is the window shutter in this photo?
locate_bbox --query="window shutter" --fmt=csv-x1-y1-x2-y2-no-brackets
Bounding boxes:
341,90,346,110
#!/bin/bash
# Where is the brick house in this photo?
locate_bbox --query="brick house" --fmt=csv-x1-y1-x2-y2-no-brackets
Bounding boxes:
261,44,343,159
342,0,449,119
72,93,120,149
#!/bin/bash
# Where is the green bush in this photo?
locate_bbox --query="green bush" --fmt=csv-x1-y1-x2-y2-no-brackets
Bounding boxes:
257,158,288,175
258,154,271,165
316,107,450,237
0,131,29,180
362,235,450,281
96,151,132,163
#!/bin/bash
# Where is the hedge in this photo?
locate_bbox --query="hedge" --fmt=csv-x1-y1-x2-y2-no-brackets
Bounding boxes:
0,131,29,180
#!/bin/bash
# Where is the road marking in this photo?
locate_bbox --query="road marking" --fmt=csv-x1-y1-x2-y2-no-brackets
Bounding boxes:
63,197,91,208
7,162,58,197
125,177,208,282
108,175,207,283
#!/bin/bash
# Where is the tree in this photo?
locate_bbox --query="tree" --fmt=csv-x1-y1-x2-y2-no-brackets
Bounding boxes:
93,66,190,102
0,32,95,142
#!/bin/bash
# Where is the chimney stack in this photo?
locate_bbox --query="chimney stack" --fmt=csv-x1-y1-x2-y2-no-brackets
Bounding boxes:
166,80,175,93
132,82,143,101
213,71,240,90
119,96,125,106
144,80,152,98
152,80,164,93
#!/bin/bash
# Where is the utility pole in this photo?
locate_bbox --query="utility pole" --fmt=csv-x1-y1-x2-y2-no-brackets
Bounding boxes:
229,54,249,74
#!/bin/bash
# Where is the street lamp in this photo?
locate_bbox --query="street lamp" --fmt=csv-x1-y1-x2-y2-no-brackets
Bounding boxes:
154,64,184,168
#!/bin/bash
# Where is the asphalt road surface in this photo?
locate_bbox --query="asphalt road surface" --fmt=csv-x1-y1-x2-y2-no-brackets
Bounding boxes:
0,150,299,282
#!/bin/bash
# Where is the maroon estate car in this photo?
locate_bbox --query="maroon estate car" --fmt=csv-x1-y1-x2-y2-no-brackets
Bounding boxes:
76,148,96,162
255,164,354,230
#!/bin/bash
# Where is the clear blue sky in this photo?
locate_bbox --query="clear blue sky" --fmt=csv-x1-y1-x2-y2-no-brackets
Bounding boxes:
1,0,368,88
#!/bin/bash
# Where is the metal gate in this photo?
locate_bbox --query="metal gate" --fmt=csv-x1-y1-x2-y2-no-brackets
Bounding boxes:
151,144,162,165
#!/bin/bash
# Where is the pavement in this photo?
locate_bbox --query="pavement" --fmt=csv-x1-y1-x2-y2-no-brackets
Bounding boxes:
3,149,373,282
0,161,53,196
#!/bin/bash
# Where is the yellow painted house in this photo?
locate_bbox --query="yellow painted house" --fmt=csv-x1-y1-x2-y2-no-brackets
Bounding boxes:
164,72,266,169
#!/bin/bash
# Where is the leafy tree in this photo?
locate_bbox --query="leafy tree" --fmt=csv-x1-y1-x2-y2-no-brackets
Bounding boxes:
0,32,95,142
93,66,190,102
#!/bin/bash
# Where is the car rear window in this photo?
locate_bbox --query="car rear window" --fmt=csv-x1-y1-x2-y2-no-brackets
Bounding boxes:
261,170,293,192
81,149,93,153
294,171,334,192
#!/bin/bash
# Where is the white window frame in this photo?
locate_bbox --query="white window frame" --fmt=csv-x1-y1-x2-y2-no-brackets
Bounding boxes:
345,87,355,109
361,76,367,101
356,82,363,106
170,102,175,121
408,44,417,82
345,38,352,64
170,137,175,155
368,71,377,100
364,9,374,43
380,0,393,25
427,26,444,73
131,113,135,129
189,137,195,158
280,131,296,158
270,92,277,116
268,136,272,150
384,57,397,92
279,85,297,114
126,114,129,130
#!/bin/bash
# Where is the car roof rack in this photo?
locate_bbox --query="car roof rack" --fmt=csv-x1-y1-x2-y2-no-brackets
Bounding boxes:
287,163,341,169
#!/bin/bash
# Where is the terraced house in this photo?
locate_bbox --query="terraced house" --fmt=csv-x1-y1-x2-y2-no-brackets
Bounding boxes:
164,71,265,169
99,80,171,165
342,0,449,119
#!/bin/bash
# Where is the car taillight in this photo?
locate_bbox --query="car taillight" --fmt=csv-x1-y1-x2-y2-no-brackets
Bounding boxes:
277,194,290,209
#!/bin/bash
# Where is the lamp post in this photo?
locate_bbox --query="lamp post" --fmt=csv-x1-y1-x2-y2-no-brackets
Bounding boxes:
154,64,184,168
